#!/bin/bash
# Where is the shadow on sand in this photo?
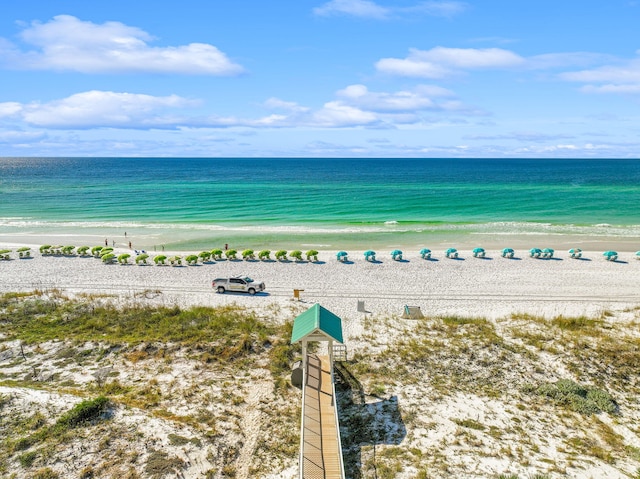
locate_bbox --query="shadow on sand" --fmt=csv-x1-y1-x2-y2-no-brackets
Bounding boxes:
335,362,407,478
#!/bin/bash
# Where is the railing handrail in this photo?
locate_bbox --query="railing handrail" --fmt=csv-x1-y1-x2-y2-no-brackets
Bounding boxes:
299,356,307,479
331,368,346,479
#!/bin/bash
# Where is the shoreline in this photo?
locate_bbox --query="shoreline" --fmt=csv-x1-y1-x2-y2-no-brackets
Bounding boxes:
0,233,639,255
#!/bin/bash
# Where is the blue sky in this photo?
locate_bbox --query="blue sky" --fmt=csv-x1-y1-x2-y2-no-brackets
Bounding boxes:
1,1,639,158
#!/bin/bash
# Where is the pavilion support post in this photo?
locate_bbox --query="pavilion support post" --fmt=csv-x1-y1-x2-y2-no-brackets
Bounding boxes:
302,340,308,385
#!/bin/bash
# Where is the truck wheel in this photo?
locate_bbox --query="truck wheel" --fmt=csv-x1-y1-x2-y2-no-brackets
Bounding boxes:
248,288,256,295
217,286,225,294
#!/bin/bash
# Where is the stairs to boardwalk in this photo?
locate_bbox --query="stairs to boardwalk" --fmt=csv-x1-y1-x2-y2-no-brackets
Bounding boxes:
301,354,344,479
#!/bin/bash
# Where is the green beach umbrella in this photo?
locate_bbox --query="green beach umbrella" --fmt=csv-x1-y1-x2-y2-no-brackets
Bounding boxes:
391,249,403,260
364,250,376,261
101,253,116,263
445,248,458,258
306,250,319,261
258,250,271,260
472,247,485,258
529,248,542,258
419,248,431,259
135,253,149,264
542,248,554,258
502,248,515,258
603,251,618,261
636,251,640,259
289,250,303,261
569,248,582,258
336,251,348,261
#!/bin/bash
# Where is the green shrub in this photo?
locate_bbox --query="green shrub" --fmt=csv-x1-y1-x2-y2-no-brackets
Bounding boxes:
19,450,38,467
525,379,617,415
56,396,110,429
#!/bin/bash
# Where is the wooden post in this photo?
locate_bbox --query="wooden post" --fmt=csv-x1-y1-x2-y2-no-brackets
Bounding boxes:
302,340,308,386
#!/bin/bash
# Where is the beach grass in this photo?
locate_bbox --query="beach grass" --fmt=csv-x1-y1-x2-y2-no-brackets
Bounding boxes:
3,291,640,477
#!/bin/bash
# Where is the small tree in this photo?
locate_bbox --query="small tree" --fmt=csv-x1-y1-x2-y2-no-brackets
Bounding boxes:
275,250,288,261
289,250,303,262
258,250,271,260
306,250,319,262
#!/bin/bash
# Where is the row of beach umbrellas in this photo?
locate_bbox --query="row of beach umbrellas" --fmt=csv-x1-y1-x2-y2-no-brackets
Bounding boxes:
336,248,638,262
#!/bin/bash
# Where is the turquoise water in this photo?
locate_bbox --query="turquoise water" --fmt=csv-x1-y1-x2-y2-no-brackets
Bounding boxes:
1,157,639,251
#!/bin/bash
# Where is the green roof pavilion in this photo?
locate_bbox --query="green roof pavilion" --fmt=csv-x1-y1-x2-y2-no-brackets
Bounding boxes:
291,303,343,345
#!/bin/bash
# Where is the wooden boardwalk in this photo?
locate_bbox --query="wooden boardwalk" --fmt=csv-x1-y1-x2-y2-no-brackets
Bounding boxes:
301,354,344,479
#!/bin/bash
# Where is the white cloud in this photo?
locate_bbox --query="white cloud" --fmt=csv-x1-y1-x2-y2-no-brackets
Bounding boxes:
376,46,524,78
561,63,640,83
16,91,198,129
0,102,22,117
4,82,474,132
580,84,640,94
557,52,640,94
334,83,458,112
314,0,389,19
312,101,380,127
313,0,466,19
1,15,244,75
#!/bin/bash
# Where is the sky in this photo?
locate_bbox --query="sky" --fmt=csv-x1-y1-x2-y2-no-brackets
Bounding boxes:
1,1,639,158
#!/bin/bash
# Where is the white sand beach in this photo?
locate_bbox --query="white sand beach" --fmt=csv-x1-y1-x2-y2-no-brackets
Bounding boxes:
2,242,640,479
1,243,639,322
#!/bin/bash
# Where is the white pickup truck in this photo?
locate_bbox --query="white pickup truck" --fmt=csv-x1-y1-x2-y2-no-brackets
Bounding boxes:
212,276,265,295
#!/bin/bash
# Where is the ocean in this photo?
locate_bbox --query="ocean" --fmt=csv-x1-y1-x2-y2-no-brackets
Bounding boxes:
1,157,639,252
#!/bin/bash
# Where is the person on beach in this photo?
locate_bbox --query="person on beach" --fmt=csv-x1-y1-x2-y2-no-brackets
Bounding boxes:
105,238,108,246
225,243,228,250
128,241,132,249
